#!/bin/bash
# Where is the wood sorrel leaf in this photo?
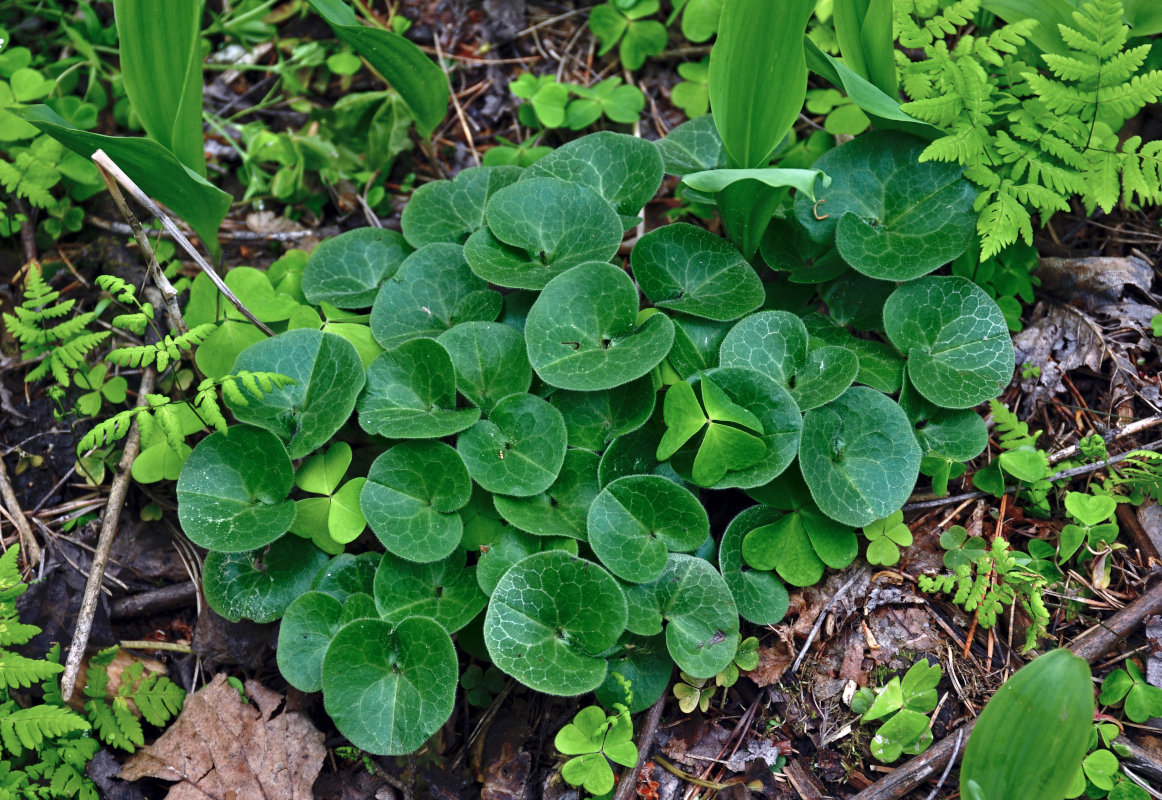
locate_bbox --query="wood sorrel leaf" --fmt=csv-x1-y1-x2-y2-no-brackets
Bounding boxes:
793,132,976,281
361,441,471,563
357,338,480,438
401,165,522,248
884,276,1014,409
632,223,763,321
437,321,532,415
720,506,790,624
525,262,675,391
550,377,656,450
229,329,365,459
654,554,739,679
587,475,710,583
177,426,295,552
370,243,497,349
484,550,627,695
302,227,409,309
457,392,567,497
322,616,457,755
463,178,622,289
373,550,486,633
493,449,601,540
799,387,921,526
278,591,343,692
295,442,352,496
202,535,328,623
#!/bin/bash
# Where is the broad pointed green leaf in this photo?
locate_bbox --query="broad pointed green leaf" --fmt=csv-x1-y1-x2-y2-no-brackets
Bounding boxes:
202,535,328,623
668,313,729,378
656,380,707,461
437,321,532,415
692,423,766,486
357,338,480,438
599,425,666,488
457,393,567,497
302,228,409,309
401,166,522,247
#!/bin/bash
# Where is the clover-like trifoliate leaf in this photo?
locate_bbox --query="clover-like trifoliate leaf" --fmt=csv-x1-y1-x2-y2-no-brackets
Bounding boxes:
475,529,579,596
437,321,531,415
493,449,600,540
522,131,663,221
587,475,710,583
550,377,656,450
458,392,567,497
229,329,365,459
311,551,381,602
718,311,809,385
373,550,486,633
654,114,725,176
793,132,976,280
177,426,295,552
719,506,790,624
278,591,343,692
525,262,675,391
202,535,329,623
357,338,480,438
302,227,409,309
295,441,352,496
361,441,471,562
654,554,739,679
597,634,673,713
400,165,522,248
463,178,622,289
799,387,921,527
884,276,1014,409
369,243,498,349
632,223,762,321
484,551,627,695
322,616,457,755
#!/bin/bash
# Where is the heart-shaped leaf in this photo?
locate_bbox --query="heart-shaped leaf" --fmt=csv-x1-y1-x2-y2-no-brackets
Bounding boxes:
296,442,352,496
311,551,381,602
373,550,486,633
202,535,329,623
718,311,809,385
361,441,472,563
493,449,600,540
475,529,579,597
792,346,859,411
457,392,567,497
401,165,522,247
655,114,726,176
463,178,622,289
884,277,1014,409
177,426,295,552
654,554,739,679
277,591,344,692
550,377,656,450
632,223,763,321
525,262,675,391
588,475,710,583
597,634,673,713
302,227,409,309
229,329,365,459
799,387,921,526
322,616,457,755
357,338,481,438
484,550,627,695
793,132,976,281
719,506,790,624
1064,492,1117,527
522,131,664,220
437,321,532,415
369,243,498,349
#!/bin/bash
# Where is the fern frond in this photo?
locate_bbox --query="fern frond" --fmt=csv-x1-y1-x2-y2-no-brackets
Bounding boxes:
105,323,217,371
76,407,148,456
0,546,23,600
990,399,1041,450
111,313,150,336
0,650,64,690
0,705,89,759
1118,137,1162,206
94,275,137,304
975,185,1033,260
124,668,184,727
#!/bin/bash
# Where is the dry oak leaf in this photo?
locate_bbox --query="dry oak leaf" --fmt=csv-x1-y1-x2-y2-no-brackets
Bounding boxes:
118,673,324,800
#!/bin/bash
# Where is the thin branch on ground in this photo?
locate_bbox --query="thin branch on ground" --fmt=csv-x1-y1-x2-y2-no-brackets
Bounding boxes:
0,450,41,567
611,691,668,800
789,567,869,676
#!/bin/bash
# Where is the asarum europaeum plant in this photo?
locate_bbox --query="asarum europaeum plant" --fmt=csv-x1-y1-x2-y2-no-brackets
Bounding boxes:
175,125,1014,755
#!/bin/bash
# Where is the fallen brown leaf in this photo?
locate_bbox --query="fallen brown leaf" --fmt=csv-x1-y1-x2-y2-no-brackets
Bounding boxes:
118,673,325,800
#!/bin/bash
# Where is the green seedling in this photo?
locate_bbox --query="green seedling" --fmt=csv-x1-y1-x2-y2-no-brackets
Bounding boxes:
1059,491,1119,563
863,511,913,566
588,0,667,71
852,660,941,763
671,58,709,118
460,664,506,708
1100,661,1162,724
673,671,714,713
555,704,638,796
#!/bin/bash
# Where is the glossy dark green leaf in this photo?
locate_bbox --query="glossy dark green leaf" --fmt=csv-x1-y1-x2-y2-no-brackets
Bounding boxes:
361,441,471,562
820,271,896,331
597,634,673,713
229,329,365,459
655,115,725,176
177,426,295,552
632,223,763,321
311,551,381,602
525,262,675,391
458,392,567,496
401,166,522,247
202,535,328,623
598,425,666,488
523,132,663,220
303,228,409,309
493,449,600,540
437,321,531,415
277,591,343,692
550,377,656,450
719,506,789,624
475,529,578,596
372,550,486,633
357,338,480,438
718,311,808,385
899,381,989,462
654,554,739,678
484,551,627,695
668,314,728,379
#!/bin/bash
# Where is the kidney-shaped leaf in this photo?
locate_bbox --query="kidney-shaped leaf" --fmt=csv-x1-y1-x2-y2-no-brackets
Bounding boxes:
202,535,329,623
177,426,295,552
793,132,976,281
588,475,710,583
302,228,409,309
525,262,675,391
458,392,567,497
229,329,365,459
373,550,486,633
719,506,789,624
401,165,522,248
361,441,471,562
718,311,808,385
437,321,531,415
522,131,663,221
357,338,480,438
484,550,628,695
884,276,1014,409
464,178,622,289
799,387,920,527
322,616,457,755
551,377,656,451
654,554,739,679
493,448,600,540
632,223,763,321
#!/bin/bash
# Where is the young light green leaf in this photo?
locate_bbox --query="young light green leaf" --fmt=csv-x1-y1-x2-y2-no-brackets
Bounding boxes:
373,550,486,633
457,392,567,497
719,506,790,624
525,262,675,391
484,551,627,695
654,554,740,679
437,321,532,415
357,338,480,438
202,535,329,623
302,228,409,309
296,442,353,496
656,380,708,461
401,166,522,248
493,449,601,540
